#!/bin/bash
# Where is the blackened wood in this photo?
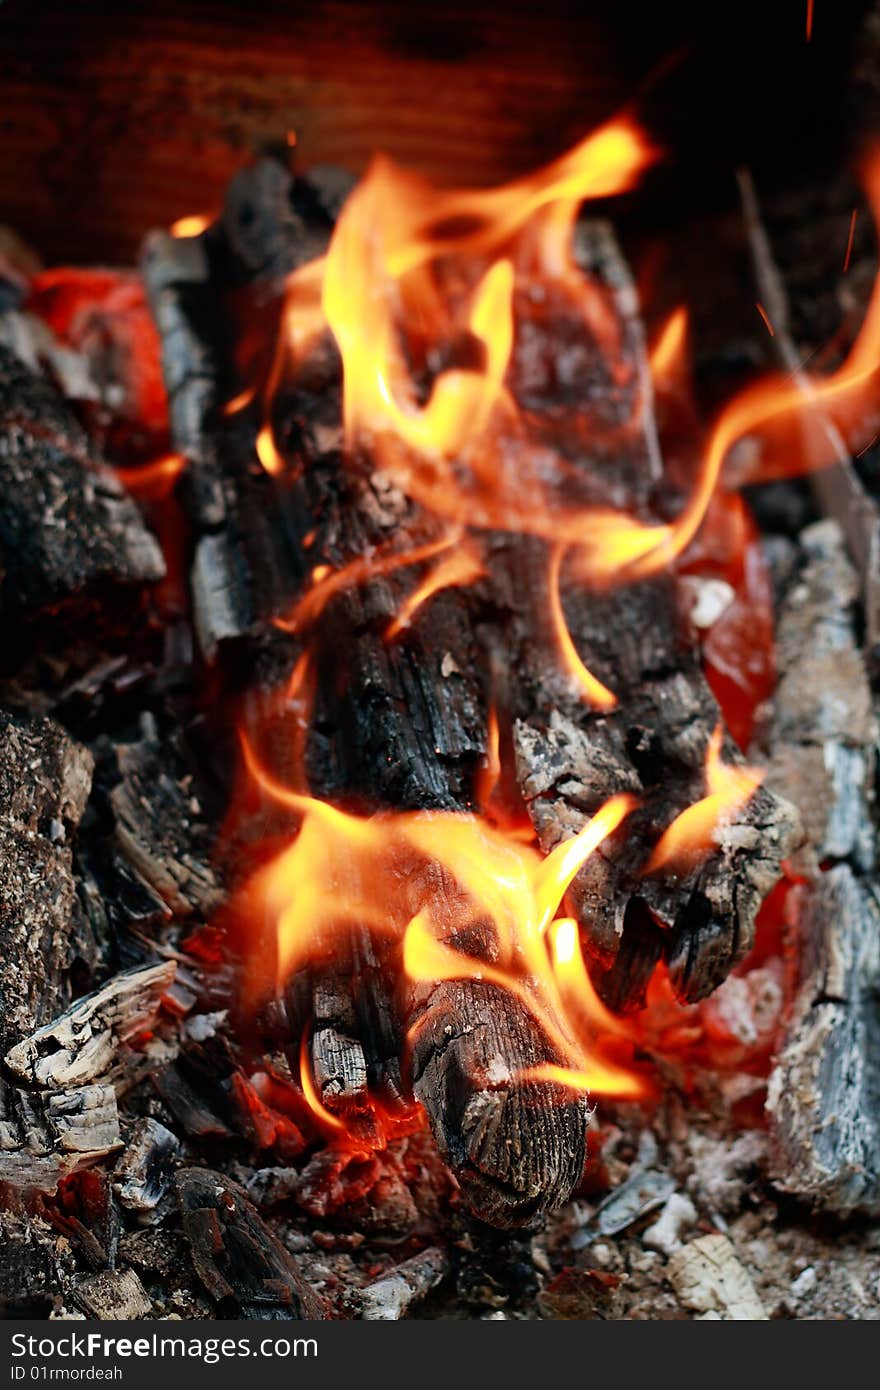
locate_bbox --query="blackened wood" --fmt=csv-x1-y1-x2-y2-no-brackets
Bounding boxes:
0,345,165,621
512,576,802,1007
141,227,227,528
0,1212,73,1315
5,960,177,1090
149,161,589,1226
409,980,588,1227
767,865,880,1214
110,728,224,919
0,1080,121,1190
0,712,93,1055
112,1117,180,1214
501,228,801,1007
176,1167,325,1318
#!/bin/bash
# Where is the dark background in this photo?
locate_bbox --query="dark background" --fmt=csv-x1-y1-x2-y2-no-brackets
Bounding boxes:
0,0,877,262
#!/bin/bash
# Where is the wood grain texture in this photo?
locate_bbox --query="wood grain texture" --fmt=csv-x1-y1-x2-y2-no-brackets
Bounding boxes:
0,1,870,263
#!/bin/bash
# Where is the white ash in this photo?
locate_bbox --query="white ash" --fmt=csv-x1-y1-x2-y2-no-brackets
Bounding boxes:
667,1234,767,1320
642,1193,698,1257
686,1130,769,1215
679,576,736,629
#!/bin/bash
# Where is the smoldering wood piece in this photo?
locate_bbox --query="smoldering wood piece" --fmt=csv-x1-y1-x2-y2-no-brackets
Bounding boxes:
767,865,880,1214
510,569,802,1008
309,976,371,1126
0,712,94,1055
143,155,350,558
409,979,588,1228
5,961,177,1090
501,250,802,1010
0,1080,121,1190
765,520,877,869
220,155,341,288
112,1118,180,1214
153,1037,239,1141
109,727,224,918
0,345,165,621
176,1167,325,1319
498,220,798,1007
73,1269,153,1320
357,1246,450,1320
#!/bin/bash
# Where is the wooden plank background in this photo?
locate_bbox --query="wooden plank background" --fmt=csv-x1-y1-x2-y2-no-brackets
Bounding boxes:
0,0,872,264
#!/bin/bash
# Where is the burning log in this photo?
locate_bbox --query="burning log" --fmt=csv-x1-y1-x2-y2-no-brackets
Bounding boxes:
0,344,165,624
511,577,801,1008
0,712,93,1055
143,136,801,1227
145,158,592,1228
176,1167,324,1318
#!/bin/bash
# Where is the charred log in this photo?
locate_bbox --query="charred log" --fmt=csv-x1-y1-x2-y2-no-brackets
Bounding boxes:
767,865,880,1214
0,712,93,1055
0,344,164,624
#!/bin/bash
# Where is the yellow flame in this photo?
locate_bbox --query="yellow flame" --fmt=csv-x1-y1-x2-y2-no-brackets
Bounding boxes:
645,725,764,876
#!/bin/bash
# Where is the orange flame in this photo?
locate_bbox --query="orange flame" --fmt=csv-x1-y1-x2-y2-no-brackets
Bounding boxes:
238,732,644,1100
547,544,617,709
274,530,464,635
385,538,486,640
645,725,764,876
170,213,212,238
649,306,689,388
114,452,186,502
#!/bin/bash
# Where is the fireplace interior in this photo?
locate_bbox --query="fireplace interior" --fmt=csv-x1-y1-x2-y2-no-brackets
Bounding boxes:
1,0,880,1321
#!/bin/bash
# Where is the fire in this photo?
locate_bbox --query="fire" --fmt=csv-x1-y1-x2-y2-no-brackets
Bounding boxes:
649,306,689,388
645,725,764,876
238,733,646,1101
219,128,880,1145
547,544,617,709
384,538,486,641
114,451,186,502
170,213,212,238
